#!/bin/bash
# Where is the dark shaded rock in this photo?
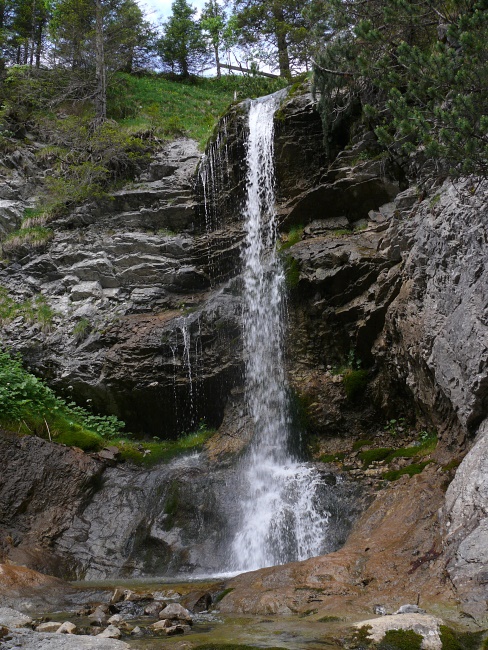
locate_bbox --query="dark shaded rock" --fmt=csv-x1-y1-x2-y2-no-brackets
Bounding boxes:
180,590,212,613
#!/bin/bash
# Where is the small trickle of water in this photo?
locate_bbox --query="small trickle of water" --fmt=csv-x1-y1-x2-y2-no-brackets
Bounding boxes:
229,91,330,572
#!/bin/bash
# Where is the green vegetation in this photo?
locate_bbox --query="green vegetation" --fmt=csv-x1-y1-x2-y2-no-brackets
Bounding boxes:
343,368,368,400
439,625,485,650
313,0,488,177
0,349,214,464
0,287,55,330
282,254,301,289
212,587,235,605
2,226,54,257
377,629,423,650
352,439,373,451
279,225,304,250
359,447,395,468
382,461,432,482
320,452,346,463
73,318,92,342
317,615,342,622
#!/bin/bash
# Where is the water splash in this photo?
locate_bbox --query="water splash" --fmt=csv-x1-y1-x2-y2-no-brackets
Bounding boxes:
229,92,330,572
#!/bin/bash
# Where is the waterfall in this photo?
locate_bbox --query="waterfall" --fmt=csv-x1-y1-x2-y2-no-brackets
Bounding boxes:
229,92,331,572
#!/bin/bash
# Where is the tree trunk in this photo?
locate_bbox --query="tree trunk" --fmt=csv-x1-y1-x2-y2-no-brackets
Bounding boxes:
94,0,107,122
272,2,291,79
214,43,221,78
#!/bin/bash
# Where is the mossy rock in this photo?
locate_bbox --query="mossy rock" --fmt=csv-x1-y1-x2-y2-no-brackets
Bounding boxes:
377,629,423,650
343,369,368,400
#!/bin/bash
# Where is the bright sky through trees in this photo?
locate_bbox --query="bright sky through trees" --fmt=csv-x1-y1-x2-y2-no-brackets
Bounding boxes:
138,0,207,20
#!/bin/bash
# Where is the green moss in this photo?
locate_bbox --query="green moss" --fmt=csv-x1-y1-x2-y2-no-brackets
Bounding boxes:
343,369,368,400
320,452,346,463
352,439,374,451
382,461,432,481
282,255,300,289
213,587,234,605
359,447,395,468
377,629,423,650
442,458,462,473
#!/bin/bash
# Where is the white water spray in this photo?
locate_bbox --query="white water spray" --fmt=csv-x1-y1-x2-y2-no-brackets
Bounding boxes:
229,93,330,572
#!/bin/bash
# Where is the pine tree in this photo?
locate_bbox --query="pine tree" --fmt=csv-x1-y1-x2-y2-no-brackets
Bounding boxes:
158,0,210,77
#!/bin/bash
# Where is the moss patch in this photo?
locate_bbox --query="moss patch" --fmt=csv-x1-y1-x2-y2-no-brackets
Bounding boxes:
359,447,395,468
382,461,432,481
343,369,368,400
377,629,423,650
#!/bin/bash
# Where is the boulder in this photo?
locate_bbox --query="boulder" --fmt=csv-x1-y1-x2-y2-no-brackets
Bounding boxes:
158,603,192,622
96,625,122,639
354,613,443,650
56,622,76,634
36,622,62,633
0,607,32,628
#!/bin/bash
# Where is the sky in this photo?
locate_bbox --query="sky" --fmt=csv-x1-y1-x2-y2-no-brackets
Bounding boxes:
137,0,207,22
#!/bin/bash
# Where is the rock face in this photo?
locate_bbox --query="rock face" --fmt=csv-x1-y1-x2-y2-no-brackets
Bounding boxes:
1,84,488,627
0,138,243,436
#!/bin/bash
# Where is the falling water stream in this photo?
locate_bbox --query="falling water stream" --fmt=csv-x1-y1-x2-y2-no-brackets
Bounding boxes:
228,92,330,572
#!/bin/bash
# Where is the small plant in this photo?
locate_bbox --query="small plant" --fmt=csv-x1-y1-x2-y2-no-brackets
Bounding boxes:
73,318,92,342
279,225,304,250
386,417,407,436
282,255,300,289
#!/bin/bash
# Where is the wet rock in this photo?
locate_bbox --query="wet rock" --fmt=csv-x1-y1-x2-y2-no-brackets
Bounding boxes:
164,624,185,636
181,590,212,613
109,589,125,605
153,619,173,630
144,601,166,616
89,607,108,626
107,615,122,625
354,613,443,650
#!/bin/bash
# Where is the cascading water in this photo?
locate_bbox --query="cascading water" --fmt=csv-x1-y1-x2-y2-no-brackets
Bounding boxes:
228,92,331,572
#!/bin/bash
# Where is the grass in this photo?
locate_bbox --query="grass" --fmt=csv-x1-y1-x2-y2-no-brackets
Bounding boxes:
110,72,287,148
1,69,288,221
278,225,304,250
0,287,55,330
2,226,54,257
0,349,215,464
